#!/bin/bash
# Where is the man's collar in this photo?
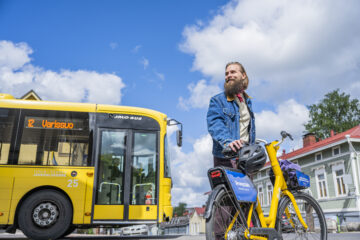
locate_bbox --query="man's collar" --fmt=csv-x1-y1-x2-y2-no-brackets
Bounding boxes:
226,92,252,102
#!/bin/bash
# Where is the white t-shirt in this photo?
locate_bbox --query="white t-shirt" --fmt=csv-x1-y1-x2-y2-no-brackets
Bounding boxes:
235,93,250,143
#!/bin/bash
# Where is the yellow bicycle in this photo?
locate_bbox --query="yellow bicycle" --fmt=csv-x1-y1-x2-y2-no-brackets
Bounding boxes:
205,131,327,240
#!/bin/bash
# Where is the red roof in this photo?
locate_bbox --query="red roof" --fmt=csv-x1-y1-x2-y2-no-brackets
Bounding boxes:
194,207,205,216
280,125,360,160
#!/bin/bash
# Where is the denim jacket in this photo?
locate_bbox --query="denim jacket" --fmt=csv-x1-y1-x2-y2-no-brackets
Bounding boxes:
207,92,256,158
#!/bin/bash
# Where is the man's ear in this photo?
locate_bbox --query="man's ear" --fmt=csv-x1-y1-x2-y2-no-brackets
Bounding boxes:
241,72,247,80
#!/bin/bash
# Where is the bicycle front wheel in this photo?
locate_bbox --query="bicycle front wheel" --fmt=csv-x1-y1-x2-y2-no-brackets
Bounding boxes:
277,192,327,240
206,188,259,240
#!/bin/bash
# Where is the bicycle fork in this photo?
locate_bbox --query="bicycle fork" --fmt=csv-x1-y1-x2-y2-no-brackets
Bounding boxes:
282,190,309,230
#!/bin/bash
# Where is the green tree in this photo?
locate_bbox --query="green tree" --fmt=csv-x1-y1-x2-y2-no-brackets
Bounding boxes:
304,89,360,139
173,202,187,217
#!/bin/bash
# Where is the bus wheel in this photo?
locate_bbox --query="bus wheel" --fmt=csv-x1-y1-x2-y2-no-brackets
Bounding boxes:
18,189,72,240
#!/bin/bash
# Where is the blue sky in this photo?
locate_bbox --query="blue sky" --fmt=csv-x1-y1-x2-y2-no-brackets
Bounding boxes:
1,0,360,206
0,0,227,148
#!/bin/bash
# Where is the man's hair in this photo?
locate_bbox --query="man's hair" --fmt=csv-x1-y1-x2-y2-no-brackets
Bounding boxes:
225,62,249,90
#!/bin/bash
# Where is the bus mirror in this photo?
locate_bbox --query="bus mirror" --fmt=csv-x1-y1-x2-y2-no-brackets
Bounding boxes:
167,118,183,147
176,130,182,147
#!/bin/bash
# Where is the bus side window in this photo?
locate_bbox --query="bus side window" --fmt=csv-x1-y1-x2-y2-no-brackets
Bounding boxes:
164,134,171,178
0,108,17,165
17,110,91,166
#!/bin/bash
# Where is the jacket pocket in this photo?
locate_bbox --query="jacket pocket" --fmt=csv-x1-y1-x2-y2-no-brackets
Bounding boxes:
223,108,235,119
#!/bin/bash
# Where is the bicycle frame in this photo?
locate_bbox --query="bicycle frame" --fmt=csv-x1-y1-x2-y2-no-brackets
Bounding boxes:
242,140,308,239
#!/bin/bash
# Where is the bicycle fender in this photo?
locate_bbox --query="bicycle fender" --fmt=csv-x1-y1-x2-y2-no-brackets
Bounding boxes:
204,184,226,220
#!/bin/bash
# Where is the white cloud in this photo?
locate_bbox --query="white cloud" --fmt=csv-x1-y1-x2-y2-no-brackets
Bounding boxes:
154,70,165,81
345,81,360,99
0,40,125,104
180,0,360,103
256,99,309,149
167,124,179,137
140,57,149,69
0,41,32,70
172,187,208,208
132,45,142,53
178,79,221,110
109,42,118,49
170,134,213,207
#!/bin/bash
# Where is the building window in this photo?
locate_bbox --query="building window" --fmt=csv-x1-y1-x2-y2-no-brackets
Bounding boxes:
315,153,322,161
333,146,340,156
258,185,264,206
266,182,273,205
332,163,347,197
315,168,328,199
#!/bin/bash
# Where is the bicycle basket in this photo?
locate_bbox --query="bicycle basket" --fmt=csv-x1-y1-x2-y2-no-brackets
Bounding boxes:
269,159,310,190
284,169,310,190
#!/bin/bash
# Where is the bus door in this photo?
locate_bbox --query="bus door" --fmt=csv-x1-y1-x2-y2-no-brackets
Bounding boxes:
93,128,127,220
128,131,158,221
93,128,159,222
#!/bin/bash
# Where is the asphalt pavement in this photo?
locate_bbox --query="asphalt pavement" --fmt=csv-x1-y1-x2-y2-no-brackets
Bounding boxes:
1,232,360,239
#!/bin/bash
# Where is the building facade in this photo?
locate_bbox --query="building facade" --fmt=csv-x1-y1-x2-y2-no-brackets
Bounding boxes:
253,125,360,231
160,207,205,235
188,207,205,235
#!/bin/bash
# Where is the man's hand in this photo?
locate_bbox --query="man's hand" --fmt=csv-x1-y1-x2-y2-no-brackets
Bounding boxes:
228,139,244,152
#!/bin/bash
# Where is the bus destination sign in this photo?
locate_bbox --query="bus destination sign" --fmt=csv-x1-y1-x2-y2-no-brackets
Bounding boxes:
25,117,84,130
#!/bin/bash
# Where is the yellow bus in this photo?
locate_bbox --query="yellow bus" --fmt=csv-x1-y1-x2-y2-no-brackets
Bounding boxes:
0,93,182,240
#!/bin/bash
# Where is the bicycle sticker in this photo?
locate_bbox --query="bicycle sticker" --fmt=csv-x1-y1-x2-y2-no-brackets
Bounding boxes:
225,169,257,202
295,170,310,188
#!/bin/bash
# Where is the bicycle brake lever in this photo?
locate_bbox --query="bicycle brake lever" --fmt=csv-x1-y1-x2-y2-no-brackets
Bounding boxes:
288,133,294,141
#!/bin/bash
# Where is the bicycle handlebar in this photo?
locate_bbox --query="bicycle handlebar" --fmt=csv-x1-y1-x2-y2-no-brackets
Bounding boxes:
222,131,293,155
221,146,238,159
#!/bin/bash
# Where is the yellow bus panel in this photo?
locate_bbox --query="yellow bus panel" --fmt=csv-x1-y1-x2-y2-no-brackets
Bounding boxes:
83,172,95,224
0,177,14,224
128,205,157,220
93,205,124,220
0,99,96,112
0,166,94,225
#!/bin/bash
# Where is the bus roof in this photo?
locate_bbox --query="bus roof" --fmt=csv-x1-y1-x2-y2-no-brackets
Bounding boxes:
0,93,167,121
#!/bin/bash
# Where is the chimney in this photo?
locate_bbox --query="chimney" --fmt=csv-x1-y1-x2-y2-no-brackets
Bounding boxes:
303,133,316,147
330,130,334,137
282,149,286,155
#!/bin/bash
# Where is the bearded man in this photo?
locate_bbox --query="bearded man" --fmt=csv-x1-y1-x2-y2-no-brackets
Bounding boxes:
207,62,255,167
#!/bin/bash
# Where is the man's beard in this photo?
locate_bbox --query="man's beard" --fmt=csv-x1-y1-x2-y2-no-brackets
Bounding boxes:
224,78,245,97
